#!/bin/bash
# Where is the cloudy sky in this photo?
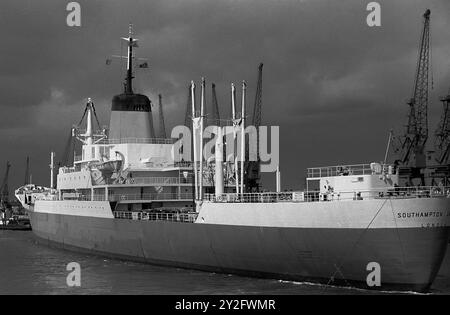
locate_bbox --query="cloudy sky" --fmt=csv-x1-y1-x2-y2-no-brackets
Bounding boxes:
0,0,449,193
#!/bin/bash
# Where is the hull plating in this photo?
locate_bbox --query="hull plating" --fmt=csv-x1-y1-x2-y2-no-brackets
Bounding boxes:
29,209,449,292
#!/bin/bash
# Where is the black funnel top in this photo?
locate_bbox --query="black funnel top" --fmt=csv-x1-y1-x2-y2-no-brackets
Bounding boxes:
111,93,151,112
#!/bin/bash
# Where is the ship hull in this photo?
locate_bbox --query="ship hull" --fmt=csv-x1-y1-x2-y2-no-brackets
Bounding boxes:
28,208,450,292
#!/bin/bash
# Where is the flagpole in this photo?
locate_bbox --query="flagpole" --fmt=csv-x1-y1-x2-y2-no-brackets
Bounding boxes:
126,24,134,94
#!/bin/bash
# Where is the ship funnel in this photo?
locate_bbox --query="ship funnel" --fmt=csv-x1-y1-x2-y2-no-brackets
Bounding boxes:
108,26,156,140
109,93,155,140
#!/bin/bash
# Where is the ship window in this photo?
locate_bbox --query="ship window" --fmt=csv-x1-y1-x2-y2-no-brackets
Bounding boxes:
92,147,95,158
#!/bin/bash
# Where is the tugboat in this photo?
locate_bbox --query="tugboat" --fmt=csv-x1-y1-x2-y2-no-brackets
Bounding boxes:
0,213,31,231
0,200,32,231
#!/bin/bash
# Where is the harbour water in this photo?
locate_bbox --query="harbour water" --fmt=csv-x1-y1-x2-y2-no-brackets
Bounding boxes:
1,230,449,295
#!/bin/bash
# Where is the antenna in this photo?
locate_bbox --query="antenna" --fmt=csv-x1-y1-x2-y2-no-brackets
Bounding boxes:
123,23,137,94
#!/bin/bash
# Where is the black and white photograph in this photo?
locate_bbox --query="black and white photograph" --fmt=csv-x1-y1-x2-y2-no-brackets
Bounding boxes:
1,0,450,302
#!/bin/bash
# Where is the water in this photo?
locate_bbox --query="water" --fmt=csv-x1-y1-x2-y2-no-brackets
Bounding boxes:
1,230,449,295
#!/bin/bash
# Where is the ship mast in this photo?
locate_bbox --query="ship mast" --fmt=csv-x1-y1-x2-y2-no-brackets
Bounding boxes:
122,24,138,94
85,99,94,145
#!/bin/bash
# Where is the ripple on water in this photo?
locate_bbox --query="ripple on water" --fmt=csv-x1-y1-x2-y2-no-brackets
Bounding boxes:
0,231,449,295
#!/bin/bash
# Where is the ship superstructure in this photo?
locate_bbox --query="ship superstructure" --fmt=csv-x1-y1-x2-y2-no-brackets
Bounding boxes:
53,27,235,216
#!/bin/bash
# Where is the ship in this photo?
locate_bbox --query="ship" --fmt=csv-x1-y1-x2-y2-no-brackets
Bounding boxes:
15,26,450,293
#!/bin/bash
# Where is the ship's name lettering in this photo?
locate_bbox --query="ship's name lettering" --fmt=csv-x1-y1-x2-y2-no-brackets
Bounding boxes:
397,211,448,219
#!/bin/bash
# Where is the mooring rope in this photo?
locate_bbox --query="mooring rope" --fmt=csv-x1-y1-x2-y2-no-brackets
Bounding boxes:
324,198,389,290
389,198,406,265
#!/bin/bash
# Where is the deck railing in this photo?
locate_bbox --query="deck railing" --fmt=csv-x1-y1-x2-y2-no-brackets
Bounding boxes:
113,209,197,223
92,176,194,186
98,138,176,145
109,193,193,201
307,163,392,178
74,193,193,202
65,186,449,203
205,186,450,203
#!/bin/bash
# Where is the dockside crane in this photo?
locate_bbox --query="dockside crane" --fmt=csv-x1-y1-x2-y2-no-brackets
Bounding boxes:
394,10,431,184
158,94,167,138
0,161,11,206
24,156,30,186
244,63,263,192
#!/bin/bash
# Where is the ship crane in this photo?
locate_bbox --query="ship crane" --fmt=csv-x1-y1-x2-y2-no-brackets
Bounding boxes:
244,63,263,192
0,161,11,206
185,83,221,127
394,10,431,184
72,98,107,146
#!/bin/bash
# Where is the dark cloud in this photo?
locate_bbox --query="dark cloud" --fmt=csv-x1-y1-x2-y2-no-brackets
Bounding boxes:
0,0,449,193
